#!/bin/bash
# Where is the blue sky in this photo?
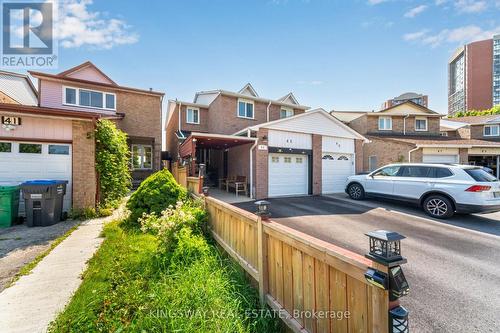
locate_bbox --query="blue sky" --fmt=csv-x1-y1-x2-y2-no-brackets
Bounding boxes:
39,0,500,114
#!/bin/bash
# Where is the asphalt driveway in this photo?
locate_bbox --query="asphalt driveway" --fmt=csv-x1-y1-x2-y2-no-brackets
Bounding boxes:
234,195,500,333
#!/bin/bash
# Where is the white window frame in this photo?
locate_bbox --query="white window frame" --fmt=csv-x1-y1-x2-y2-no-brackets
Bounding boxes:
484,125,499,136
237,99,255,119
186,107,200,124
378,116,392,131
280,107,294,119
131,144,153,170
63,86,116,111
415,117,428,131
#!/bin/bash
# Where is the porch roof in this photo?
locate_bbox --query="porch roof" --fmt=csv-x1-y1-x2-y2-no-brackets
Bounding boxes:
179,132,256,158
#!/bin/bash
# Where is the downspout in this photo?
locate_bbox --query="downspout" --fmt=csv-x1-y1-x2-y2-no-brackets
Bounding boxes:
408,146,419,163
266,101,272,122
403,114,410,135
249,129,258,199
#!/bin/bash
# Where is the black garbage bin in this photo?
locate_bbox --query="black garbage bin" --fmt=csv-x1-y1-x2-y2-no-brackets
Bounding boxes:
21,180,68,227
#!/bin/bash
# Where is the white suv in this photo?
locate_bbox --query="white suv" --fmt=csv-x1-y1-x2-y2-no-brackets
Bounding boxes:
345,163,500,219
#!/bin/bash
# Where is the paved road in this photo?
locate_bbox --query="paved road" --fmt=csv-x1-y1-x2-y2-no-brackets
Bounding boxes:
234,195,500,333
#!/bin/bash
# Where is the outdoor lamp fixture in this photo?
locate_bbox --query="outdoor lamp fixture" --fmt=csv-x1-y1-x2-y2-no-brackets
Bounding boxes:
389,306,409,333
254,200,270,220
365,230,407,266
202,186,210,196
198,163,206,177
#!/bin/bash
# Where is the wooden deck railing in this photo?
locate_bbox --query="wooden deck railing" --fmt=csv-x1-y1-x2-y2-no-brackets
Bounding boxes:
171,163,187,188
186,177,203,195
203,195,390,333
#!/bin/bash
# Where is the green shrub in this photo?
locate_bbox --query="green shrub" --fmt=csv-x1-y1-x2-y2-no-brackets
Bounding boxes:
169,227,210,268
139,200,206,263
95,119,131,207
127,169,187,224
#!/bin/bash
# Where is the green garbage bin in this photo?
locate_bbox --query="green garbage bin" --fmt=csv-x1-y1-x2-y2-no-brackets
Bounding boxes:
0,182,21,228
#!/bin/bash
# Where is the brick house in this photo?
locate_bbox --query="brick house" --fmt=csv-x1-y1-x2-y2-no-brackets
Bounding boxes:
0,62,164,213
165,84,367,199
332,101,500,178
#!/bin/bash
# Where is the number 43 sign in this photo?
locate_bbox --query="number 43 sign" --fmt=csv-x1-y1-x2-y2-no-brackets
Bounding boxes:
1,116,21,126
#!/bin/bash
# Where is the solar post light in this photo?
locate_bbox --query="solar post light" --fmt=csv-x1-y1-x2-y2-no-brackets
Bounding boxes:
365,230,410,333
254,200,270,220
202,186,210,196
198,163,206,177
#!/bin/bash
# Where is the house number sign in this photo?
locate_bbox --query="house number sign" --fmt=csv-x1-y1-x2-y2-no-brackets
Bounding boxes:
1,116,21,126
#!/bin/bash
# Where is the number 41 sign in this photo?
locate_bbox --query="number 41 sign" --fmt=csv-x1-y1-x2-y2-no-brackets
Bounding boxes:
1,116,21,126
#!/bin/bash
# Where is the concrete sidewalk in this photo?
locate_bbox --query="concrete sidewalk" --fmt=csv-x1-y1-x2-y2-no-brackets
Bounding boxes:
0,213,113,333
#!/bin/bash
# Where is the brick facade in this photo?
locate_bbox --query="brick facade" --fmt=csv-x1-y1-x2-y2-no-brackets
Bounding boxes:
355,139,364,173
459,148,469,164
363,137,416,171
364,115,440,136
312,134,322,195
72,120,96,209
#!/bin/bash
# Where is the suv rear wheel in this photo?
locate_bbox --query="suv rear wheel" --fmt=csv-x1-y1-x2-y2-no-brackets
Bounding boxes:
423,195,454,219
347,183,365,200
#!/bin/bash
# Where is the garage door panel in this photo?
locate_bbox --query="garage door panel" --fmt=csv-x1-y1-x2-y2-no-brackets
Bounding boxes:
322,153,354,194
0,142,72,213
422,154,458,164
268,154,308,197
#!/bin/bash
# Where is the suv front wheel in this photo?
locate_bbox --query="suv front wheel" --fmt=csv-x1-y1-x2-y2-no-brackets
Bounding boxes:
423,195,454,219
347,183,365,200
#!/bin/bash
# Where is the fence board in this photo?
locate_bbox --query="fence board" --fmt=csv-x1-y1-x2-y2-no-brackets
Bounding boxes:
203,196,390,333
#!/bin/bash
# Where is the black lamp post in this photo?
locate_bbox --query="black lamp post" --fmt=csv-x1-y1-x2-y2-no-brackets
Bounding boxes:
365,230,410,333
365,230,407,266
254,200,270,220
202,186,210,196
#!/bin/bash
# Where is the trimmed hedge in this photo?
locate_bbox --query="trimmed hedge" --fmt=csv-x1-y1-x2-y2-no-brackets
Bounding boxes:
126,169,187,224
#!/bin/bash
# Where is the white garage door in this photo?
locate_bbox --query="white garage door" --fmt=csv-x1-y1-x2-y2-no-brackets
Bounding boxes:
422,154,458,164
268,153,308,197
0,141,72,213
322,153,354,193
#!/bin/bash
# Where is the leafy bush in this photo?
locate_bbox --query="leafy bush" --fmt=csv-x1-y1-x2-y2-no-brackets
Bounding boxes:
95,119,131,207
452,105,500,118
139,200,206,263
169,227,210,268
69,205,114,221
127,169,187,224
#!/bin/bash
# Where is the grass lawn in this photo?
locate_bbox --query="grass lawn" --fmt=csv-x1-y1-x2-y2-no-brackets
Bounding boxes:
49,219,283,333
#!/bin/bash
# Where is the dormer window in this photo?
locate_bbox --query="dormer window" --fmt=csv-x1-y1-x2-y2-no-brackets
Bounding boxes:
63,86,116,111
378,116,392,130
280,107,294,119
237,99,254,119
415,117,428,131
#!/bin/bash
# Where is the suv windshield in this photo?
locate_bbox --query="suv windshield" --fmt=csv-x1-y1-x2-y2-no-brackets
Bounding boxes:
464,168,498,182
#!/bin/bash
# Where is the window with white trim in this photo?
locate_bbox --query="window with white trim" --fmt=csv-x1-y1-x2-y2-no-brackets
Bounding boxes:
280,107,294,119
378,116,392,130
415,117,428,131
237,99,254,119
131,144,153,170
63,86,116,111
484,125,499,136
186,107,200,124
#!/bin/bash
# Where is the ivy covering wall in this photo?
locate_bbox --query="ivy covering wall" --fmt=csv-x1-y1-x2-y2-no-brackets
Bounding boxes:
95,119,131,207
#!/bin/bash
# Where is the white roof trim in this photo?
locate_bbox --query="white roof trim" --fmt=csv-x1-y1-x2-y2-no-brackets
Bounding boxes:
234,108,368,142
277,92,299,105
238,83,259,97
190,132,256,141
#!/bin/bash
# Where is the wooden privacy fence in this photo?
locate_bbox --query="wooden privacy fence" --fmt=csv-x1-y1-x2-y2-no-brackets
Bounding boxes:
204,195,390,333
171,162,187,188
187,176,203,195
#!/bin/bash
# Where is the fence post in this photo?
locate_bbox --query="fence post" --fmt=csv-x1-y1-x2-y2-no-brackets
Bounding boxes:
257,216,268,306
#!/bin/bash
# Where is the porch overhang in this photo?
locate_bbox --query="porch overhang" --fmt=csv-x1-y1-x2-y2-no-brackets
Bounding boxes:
179,132,256,158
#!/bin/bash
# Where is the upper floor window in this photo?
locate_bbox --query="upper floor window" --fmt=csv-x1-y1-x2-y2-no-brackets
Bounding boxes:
237,99,254,119
64,86,116,111
186,107,200,124
415,117,428,131
280,107,294,119
484,125,499,136
378,116,392,130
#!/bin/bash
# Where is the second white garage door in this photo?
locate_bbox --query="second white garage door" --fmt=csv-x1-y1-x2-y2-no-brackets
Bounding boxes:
322,153,354,193
422,154,458,164
268,153,308,197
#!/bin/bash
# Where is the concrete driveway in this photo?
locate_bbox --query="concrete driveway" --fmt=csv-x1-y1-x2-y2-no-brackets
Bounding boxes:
234,195,500,333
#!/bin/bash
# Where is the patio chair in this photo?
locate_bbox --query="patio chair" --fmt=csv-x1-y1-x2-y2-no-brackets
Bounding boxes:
219,176,236,191
230,176,247,197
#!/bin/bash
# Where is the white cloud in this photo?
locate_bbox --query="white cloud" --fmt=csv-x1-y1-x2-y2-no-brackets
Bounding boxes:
403,25,500,47
454,0,488,13
367,0,389,5
403,29,430,41
435,0,448,5
55,0,139,49
404,5,428,18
